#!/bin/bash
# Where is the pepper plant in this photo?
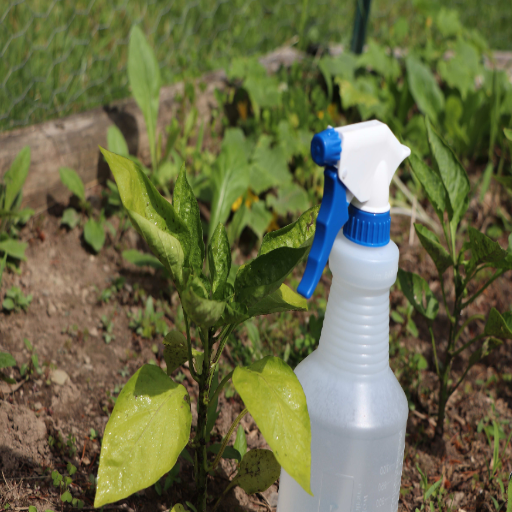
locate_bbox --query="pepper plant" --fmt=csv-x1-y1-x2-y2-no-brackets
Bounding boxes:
398,117,512,439
94,148,316,511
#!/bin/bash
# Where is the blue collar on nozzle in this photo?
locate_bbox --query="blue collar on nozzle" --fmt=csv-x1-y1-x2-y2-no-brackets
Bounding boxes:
298,122,410,299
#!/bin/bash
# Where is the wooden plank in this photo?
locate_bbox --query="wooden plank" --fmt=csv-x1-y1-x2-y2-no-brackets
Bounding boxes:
0,46,302,212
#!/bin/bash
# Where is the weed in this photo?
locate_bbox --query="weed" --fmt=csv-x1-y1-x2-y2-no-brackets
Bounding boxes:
97,276,126,304
2,286,32,312
20,339,43,381
51,464,84,509
127,296,168,339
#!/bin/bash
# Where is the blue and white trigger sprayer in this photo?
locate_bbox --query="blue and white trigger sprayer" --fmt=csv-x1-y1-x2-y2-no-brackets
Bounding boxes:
277,120,411,512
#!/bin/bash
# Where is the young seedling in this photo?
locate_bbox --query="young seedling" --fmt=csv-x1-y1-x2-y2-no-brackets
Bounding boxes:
2,286,32,312
400,118,512,439
94,149,315,511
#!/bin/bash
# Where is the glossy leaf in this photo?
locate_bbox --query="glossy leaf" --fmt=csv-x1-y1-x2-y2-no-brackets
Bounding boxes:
94,365,191,507
234,246,309,306
468,227,508,266
213,301,249,327
128,25,160,168
61,208,80,229
208,223,231,299
101,148,190,286
107,125,129,156
181,275,226,328
208,129,250,240
259,205,319,256
0,352,16,369
234,425,248,461
426,118,470,229
248,284,308,317
233,356,311,494
234,449,281,495
397,269,439,321
59,167,85,202
414,224,452,274
408,153,446,221
3,146,30,211
83,218,105,253
0,239,28,260
484,308,512,338
405,56,444,122
173,166,204,271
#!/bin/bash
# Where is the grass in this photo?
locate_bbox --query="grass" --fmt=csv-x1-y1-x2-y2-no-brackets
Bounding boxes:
1,0,511,131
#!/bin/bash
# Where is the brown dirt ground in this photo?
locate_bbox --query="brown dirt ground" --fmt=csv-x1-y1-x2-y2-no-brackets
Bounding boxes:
0,181,512,512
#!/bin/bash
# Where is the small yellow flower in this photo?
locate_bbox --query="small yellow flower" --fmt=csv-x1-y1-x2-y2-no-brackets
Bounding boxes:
426,16,432,28
231,195,243,212
267,212,280,233
237,100,248,121
245,189,259,208
317,110,324,120
327,103,337,119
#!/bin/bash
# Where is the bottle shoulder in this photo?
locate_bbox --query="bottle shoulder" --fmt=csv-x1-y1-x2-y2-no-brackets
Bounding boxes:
295,351,408,436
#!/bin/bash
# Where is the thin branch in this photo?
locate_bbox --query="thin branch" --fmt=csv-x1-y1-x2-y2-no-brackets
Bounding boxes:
439,274,455,324
210,408,248,472
451,333,486,358
429,326,440,378
212,324,236,367
453,314,486,344
462,269,505,309
209,370,234,407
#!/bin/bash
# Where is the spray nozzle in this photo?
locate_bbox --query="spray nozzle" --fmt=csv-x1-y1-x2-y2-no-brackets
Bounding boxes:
297,120,411,299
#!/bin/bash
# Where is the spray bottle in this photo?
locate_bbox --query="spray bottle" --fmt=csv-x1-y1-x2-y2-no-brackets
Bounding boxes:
277,120,411,512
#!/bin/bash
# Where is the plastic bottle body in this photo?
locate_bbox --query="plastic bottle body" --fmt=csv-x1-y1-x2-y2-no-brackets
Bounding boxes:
277,233,408,512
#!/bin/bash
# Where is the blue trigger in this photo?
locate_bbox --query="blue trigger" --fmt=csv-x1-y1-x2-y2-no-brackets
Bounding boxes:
298,167,349,299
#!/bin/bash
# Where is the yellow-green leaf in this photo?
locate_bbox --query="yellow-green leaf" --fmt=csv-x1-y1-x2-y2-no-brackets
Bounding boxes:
94,365,191,507
233,356,311,495
234,449,281,495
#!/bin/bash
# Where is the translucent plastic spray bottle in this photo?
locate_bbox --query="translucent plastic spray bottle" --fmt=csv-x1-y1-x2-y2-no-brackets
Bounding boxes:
277,120,411,512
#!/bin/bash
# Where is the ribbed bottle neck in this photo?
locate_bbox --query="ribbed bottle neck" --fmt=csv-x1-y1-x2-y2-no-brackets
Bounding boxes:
317,277,390,377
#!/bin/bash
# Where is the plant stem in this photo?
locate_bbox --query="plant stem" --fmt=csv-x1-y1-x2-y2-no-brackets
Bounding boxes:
453,314,486,345
210,408,248,472
183,312,199,382
462,270,505,309
429,326,440,378
209,370,234,407
195,331,212,512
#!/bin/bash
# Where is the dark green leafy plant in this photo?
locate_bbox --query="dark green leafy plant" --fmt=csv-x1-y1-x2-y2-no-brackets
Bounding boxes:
51,464,84,509
0,146,33,267
399,117,512,439
94,149,316,511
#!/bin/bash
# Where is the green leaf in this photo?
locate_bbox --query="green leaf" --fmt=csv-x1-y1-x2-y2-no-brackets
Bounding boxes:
246,202,273,239
61,490,72,503
208,444,241,462
128,25,161,169
107,125,129,156
181,276,226,327
28,507,37,512
233,356,311,494
234,425,248,461
208,223,231,299
213,301,249,328
414,224,452,274
397,269,439,320
0,239,27,260
435,7,462,37
247,284,307,317
163,330,203,375
122,249,166,273
208,128,250,240
101,148,190,286
234,246,309,306
94,365,191,508
468,337,502,369
233,449,281,495
173,166,204,271
59,167,85,202
504,128,512,141
61,208,80,229
259,205,319,256
3,146,30,211
408,153,446,221
425,118,470,229
0,352,16,369
468,227,508,266
405,56,444,123
266,183,309,217
83,218,106,253
357,40,401,82
494,175,512,192
484,308,512,338
170,506,186,512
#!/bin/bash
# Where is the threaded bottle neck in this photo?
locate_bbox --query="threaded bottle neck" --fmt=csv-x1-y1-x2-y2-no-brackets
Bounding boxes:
317,277,390,377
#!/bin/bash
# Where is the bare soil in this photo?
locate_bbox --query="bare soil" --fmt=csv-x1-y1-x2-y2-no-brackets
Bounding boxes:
0,184,511,512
